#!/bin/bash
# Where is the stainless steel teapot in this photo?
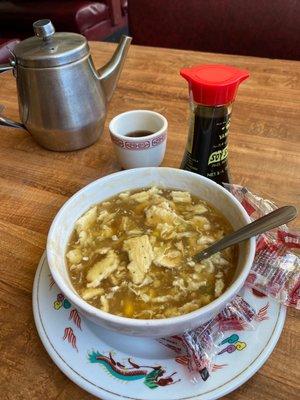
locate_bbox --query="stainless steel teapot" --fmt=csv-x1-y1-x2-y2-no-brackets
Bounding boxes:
0,19,131,151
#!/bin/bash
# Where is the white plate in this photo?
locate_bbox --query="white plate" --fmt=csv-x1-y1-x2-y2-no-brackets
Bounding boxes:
33,253,286,400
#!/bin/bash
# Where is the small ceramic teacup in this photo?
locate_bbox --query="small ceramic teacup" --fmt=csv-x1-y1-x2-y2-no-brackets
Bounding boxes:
109,110,168,169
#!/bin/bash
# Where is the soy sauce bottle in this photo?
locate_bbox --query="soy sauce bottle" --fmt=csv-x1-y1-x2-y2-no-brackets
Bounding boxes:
180,64,249,186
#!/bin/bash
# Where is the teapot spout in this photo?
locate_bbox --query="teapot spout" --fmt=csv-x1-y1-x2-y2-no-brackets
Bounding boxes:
98,35,132,102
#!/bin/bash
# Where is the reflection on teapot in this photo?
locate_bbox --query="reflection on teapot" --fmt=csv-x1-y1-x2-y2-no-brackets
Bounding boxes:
0,19,131,151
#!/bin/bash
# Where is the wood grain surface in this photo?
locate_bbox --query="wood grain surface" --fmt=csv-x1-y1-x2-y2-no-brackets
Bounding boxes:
0,41,299,400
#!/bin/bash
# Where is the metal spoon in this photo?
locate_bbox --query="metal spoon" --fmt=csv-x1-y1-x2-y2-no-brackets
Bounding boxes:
193,205,298,263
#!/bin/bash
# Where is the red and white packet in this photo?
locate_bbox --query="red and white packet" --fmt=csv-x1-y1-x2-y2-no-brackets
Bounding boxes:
225,184,300,309
159,295,260,382
159,185,299,383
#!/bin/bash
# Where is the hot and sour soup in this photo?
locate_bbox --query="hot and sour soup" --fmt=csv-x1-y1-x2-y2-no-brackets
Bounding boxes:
66,187,237,319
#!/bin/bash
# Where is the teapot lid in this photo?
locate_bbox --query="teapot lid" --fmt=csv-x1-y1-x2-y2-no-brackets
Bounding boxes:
13,19,89,68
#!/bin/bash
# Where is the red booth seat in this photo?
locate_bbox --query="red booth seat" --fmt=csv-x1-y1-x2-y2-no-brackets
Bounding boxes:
128,0,300,60
0,38,20,63
0,1,127,40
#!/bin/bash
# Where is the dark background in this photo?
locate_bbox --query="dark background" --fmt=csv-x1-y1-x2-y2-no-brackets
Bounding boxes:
0,0,299,63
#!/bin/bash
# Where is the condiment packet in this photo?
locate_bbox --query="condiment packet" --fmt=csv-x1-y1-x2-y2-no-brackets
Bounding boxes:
160,185,299,383
225,184,300,309
158,295,258,382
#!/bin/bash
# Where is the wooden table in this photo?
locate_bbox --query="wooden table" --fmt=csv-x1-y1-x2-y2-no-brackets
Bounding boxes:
0,42,299,400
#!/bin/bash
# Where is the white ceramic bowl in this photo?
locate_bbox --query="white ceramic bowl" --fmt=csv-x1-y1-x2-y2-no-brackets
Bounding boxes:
47,168,256,337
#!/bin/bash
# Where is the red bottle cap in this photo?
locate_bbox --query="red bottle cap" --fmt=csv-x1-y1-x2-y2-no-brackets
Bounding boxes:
180,64,249,106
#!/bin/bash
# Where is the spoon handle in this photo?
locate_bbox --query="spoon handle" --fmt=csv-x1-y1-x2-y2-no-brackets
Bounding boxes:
193,205,298,263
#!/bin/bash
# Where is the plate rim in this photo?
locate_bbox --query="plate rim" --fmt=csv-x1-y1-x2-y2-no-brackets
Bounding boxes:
33,252,286,400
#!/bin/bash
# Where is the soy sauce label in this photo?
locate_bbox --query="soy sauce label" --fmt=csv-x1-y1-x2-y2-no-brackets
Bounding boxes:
208,146,228,165
181,112,231,185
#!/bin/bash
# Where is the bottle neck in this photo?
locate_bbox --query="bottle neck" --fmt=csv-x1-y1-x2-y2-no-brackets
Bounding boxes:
190,99,233,119
181,98,233,185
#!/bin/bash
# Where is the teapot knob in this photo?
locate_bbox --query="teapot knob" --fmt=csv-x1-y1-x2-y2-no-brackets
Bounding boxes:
33,19,55,41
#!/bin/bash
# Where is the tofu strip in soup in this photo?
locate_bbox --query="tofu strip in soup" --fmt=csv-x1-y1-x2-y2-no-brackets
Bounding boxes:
66,187,237,319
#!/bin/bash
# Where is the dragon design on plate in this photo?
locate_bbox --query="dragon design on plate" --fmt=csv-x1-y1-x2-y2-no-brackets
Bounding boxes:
88,351,180,389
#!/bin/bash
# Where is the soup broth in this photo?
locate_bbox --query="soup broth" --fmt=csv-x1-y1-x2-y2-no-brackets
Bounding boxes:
66,187,237,319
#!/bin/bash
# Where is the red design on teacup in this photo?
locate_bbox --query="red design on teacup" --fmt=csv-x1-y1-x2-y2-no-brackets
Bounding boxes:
125,140,151,150
110,135,125,148
152,132,166,147
111,132,166,151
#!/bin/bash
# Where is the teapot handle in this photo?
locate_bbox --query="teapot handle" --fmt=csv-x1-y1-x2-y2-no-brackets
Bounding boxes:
0,64,26,129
